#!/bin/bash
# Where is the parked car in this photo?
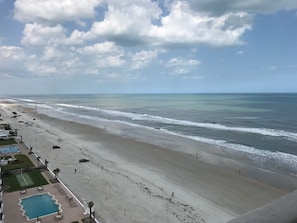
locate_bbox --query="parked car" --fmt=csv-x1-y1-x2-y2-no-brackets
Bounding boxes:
79,159,89,163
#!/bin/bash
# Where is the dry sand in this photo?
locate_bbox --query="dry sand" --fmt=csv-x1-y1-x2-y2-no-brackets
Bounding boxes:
1,101,296,223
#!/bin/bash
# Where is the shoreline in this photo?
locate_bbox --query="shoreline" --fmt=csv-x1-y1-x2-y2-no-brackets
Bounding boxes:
1,101,296,223
34,101,297,190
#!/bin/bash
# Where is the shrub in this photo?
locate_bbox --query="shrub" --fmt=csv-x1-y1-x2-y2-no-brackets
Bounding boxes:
1,171,12,178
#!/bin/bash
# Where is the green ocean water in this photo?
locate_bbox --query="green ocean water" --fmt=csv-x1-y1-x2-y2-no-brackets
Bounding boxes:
7,93,297,174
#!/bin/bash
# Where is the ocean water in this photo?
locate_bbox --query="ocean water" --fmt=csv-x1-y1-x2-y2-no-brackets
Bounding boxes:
6,93,297,174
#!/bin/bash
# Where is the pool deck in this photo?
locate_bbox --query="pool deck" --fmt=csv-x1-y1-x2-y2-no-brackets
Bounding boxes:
2,142,89,223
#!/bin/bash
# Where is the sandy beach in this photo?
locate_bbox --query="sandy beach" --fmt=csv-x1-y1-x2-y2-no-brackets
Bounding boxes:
1,101,296,223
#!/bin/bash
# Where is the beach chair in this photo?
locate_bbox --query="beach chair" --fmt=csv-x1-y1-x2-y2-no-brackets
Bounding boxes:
55,214,63,221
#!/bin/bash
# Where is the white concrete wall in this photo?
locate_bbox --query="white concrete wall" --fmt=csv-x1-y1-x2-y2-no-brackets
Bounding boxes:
227,190,297,223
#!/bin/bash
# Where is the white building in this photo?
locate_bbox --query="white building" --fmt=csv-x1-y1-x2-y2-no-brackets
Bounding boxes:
0,130,9,140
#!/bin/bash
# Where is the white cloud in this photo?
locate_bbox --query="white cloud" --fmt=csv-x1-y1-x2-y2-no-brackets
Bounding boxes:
85,68,100,75
77,42,121,55
131,50,158,69
66,0,161,45
165,56,201,77
21,23,66,46
78,0,161,45
186,75,204,80
96,55,125,68
0,46,28,77
173,68,189,75
27,62,57,74
0,46,25,60
188,0,297,15
0,72,16,80
62,57,82,69
148,2,252,46
10,0,297,50
41,46,64,60
14,0,102,23
107,72,120,79
68,1,252,47
165,57,200,67
236,50,244,55
76,42,125,70
27,45,85,76
94,72,125,82
67,30,89,45
0,0,296,94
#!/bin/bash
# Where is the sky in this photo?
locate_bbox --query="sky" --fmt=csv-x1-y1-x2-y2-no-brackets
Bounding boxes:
0,0,297,95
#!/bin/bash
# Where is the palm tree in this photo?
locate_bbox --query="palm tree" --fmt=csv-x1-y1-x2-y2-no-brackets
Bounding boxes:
88,201,94,219
53,168,60,179
37,156,41,167
44,159,49,169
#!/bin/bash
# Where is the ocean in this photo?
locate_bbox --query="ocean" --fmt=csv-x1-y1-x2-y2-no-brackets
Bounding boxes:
5,93,297,175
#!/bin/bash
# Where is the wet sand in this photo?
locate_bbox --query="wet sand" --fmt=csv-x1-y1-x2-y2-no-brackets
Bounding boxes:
1,101,296,223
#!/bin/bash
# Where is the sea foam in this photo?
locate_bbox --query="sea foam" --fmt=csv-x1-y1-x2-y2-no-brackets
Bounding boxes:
56,104,297,142
18,99,297,174
32,102,297,144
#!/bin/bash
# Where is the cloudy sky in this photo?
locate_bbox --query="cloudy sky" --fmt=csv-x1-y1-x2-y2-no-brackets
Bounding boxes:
0,0,296,95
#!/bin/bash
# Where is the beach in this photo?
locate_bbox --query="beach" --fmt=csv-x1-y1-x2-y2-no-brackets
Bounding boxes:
1,100,296,223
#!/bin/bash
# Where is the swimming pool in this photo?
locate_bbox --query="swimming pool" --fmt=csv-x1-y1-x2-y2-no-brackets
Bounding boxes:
0,146,20,154
19,193,61,220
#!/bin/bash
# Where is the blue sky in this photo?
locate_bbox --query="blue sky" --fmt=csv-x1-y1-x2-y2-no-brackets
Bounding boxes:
0,0,296,95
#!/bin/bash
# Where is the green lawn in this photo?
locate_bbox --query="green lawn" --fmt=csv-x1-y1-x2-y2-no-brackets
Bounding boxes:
2,154,34,171
1,153,49,192
0,138,16,146
5,170,48,192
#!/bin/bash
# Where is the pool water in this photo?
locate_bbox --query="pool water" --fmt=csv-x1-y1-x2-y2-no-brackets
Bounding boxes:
19,193,61,220
0,146,20,154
